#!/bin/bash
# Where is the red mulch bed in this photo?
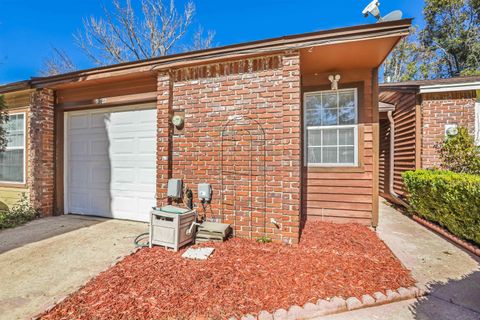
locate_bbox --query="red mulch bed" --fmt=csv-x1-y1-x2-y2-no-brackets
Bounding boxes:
39,222,414,320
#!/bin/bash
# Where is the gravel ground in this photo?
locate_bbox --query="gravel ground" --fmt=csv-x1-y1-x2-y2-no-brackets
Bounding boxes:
39,221,414,319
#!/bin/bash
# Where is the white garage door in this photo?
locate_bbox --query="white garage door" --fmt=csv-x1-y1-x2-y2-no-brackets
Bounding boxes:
65,105,157,222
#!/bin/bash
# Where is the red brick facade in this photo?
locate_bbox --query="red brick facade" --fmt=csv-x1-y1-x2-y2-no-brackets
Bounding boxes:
28,89,55,216
156,52,302,243
421,91,477,168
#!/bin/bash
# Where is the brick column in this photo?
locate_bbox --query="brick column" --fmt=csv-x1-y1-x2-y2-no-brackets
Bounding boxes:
280,52,302,244
29,88,55,216
156,72,174,207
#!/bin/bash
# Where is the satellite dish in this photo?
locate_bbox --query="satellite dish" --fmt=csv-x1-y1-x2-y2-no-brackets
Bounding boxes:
380,10,403,22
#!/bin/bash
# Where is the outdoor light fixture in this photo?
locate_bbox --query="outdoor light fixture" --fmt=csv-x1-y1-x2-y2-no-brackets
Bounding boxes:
172,114,184,128
445,124,459,136
328,74,341,91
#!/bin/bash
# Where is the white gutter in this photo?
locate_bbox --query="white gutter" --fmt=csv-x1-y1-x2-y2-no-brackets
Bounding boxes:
379,101,395,113
419,82,480,94
387,110,409,207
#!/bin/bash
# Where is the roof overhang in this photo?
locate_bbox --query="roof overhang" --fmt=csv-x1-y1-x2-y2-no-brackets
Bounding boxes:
0,18,412,92
419,81,480,94
300,35,403,74
0,80,31,95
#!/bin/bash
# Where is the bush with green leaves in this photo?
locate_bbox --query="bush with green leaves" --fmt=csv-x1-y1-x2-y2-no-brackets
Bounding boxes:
0,193,38,229
256,236,272,244
436,127,480,174
403,170,480,246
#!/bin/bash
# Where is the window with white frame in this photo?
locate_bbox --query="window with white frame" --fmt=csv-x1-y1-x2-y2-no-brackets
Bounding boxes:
304,88,358,166
0,113,26,183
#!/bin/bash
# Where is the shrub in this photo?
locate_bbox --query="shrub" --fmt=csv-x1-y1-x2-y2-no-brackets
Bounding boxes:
0,193,38,230
402,170,480,246
256,236,272,244
436,127,480,174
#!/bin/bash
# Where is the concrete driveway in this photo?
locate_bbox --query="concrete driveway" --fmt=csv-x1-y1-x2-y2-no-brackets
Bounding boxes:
0,215,147,320
318,200,480,320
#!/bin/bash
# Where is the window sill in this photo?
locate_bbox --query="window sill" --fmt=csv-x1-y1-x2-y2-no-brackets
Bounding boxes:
306,166,365,173
0,182,28,189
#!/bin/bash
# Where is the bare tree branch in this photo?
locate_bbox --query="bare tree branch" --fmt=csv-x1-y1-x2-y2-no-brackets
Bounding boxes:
40,0,215,75
185,26,215,51
40,47,77,76
74,0,205,66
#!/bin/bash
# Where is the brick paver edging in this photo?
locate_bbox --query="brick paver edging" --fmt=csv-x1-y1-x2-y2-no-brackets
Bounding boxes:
235,285,425,320
412,215,480,257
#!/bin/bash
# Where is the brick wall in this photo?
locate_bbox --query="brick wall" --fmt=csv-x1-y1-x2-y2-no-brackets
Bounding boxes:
421,91,476,168
28,89,55,216
156,52,302,243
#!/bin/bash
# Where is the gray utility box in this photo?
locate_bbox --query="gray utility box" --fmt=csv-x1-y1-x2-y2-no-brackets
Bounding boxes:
149,205,196,251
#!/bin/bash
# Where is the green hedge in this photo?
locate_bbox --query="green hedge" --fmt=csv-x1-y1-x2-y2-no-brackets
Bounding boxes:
402,170,480,246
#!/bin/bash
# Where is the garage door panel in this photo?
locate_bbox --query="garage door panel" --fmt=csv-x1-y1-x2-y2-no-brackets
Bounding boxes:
111,194,138,213
91,166,110,185
139,196,155,213
69,192,89,213
111,138,136,155
112,167,135,184
138,137,156,154
70,140,88,157
90,112,109,128
90,191,112,216
66,105,156,222
69,164,89,187
109,110,137,124
138,109,157,123
138,168,156,185
69,114,89,129
91,140,109,156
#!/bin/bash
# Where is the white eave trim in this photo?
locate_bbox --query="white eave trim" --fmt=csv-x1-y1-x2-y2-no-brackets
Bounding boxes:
420,82,480,94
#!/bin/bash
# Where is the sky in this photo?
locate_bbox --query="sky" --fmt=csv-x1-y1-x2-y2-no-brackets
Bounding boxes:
0,0,425,84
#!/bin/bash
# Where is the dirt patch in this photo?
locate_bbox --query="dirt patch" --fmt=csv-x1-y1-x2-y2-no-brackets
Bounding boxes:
39,222,414,319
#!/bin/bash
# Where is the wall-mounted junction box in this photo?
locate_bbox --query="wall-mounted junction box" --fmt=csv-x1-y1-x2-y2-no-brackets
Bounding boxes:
167,179,183,199
198,183,212,201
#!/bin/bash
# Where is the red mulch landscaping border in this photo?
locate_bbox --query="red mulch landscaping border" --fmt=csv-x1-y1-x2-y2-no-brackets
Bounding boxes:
39,221,414,320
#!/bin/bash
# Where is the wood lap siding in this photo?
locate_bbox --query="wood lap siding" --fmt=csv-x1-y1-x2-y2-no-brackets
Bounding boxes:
302,70,376,226
304,125,374,225
378,90,418,197
3,91,32,108
379,118,390,198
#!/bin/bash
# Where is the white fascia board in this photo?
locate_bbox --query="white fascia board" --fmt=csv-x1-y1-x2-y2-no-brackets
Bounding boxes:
419,82,480,94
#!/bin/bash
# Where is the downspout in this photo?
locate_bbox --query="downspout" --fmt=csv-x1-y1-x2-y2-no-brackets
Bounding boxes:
387,110,409,208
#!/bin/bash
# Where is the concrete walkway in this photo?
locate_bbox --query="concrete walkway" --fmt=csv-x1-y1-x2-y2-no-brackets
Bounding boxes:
318,200,480,320
0,215,147,320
